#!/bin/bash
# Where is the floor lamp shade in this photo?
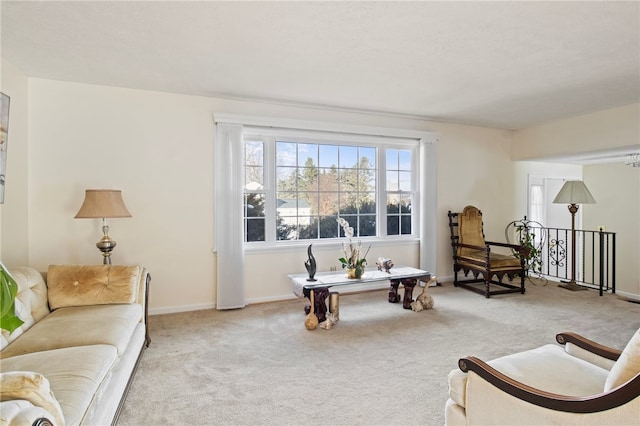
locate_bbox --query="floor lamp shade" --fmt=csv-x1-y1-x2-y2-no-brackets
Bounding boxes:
552,180,596,205
75,189,132,264
552,180,595,291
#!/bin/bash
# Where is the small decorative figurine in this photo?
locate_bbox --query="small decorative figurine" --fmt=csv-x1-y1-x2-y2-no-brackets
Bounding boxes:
376,257,394,273
411,276,437,312
305,244,317,282
305,291,319,330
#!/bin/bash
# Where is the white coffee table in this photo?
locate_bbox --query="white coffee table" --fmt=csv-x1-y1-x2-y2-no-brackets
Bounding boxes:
289,266,432,323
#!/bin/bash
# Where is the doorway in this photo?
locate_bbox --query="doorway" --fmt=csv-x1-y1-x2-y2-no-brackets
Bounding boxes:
528,176,583,281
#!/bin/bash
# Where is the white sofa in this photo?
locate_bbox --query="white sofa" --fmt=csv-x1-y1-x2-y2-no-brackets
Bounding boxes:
445,329,640,425
0,265,150,426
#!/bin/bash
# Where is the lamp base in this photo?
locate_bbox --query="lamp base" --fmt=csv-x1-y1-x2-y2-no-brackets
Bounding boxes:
96,235,116,265
558,280,587,291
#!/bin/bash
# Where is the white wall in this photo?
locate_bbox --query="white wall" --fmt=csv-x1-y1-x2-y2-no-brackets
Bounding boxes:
583,163,640,297
513,105,640,298
5,71,637,311
434,122,517,268
512,103,639,160
22,78,518,313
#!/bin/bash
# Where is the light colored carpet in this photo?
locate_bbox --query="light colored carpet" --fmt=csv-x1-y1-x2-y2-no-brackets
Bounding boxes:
118,280,640,425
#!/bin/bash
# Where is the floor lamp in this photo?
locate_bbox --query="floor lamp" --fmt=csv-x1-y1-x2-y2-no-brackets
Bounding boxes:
75,189,132,264
552,180,596,291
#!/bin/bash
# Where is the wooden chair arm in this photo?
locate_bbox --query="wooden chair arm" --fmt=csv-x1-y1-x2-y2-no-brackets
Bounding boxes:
556,332,622,361
458,356,640,413
456,240,524,254
455,242,489,251
485,240,523,251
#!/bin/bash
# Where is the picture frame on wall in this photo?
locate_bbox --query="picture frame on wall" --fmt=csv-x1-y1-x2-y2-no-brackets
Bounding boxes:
0,92,10,203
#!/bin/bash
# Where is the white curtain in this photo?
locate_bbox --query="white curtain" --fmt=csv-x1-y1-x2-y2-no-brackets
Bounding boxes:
214,122,246,309
419,139,438,275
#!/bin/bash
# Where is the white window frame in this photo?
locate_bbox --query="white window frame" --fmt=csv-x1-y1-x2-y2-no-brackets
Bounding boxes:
243,127,420,246
214,113,439,273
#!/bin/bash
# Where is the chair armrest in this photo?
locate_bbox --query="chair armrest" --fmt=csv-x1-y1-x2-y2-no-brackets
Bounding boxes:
485,240,523,252
454,242,488,251
458,356,640,413
556,332,622,361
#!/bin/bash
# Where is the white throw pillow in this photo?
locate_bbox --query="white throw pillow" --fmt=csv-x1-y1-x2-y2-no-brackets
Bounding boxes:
604,328,640,391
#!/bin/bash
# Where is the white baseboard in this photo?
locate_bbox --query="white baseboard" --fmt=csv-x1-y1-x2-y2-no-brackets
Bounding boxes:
616,290,640,302
149,277,448,315
149,303,215,316
437,274,453,283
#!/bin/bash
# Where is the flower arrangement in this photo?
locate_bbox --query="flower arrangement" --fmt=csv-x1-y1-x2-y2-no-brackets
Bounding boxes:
337,217,371,279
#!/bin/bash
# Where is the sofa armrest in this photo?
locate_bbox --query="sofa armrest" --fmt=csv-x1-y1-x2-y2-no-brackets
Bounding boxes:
556,332,622,361
0,400,56,426
0,372,64,425
139,269,151,347
458,356,640,413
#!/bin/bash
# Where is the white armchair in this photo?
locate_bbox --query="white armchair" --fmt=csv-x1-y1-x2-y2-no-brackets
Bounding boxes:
446,329,640,425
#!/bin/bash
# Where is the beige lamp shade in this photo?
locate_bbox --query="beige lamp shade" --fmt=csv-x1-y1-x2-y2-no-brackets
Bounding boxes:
552,180,596,205
75,189,132,218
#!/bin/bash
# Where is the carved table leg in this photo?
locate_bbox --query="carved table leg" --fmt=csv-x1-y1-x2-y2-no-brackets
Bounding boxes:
303,287,329,323
389,279,401,303
402,278,418,309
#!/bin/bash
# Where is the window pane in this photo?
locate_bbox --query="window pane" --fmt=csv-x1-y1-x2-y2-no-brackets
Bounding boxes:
399,171,411,191
386,171,398,191
386,149,398,169
319,145,339,168
356,168,375,193
359,215,376,236
277,168,297,191
245,140,264,193
245,194,265,217
387,215,399,235
276,141,297,166
245,166,263,190
298,168,318,192
398,150,412,170
387,195,400,213
245,141,263,166
339,168,361,193
360,147,376,168
298,143,317,167
400,194,412,212
401,216,412,234
246,218,265,242
297,217,319,239
297,193,314,217
319,216,340,238
339,146,358,168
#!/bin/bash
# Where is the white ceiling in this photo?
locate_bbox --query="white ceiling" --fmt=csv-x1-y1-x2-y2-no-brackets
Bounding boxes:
1,1,639,130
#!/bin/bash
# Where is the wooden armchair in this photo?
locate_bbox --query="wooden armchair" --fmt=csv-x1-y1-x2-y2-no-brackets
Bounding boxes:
445,329,640,425
447,205,526,297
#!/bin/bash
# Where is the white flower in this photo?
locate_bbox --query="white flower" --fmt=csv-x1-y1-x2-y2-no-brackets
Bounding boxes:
336,217,371,271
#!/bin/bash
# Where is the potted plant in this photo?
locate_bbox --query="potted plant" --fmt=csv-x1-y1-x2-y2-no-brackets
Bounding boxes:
1,261,24,333
337,217,371,279
514,225,543,277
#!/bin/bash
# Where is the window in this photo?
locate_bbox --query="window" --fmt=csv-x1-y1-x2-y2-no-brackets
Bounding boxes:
243,129,418,244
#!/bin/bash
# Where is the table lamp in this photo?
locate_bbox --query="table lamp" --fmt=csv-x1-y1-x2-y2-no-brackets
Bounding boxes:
75,189,132,264
552,180,596,291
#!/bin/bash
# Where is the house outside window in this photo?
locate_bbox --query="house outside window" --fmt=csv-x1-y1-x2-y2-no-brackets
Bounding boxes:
243,129,418,245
